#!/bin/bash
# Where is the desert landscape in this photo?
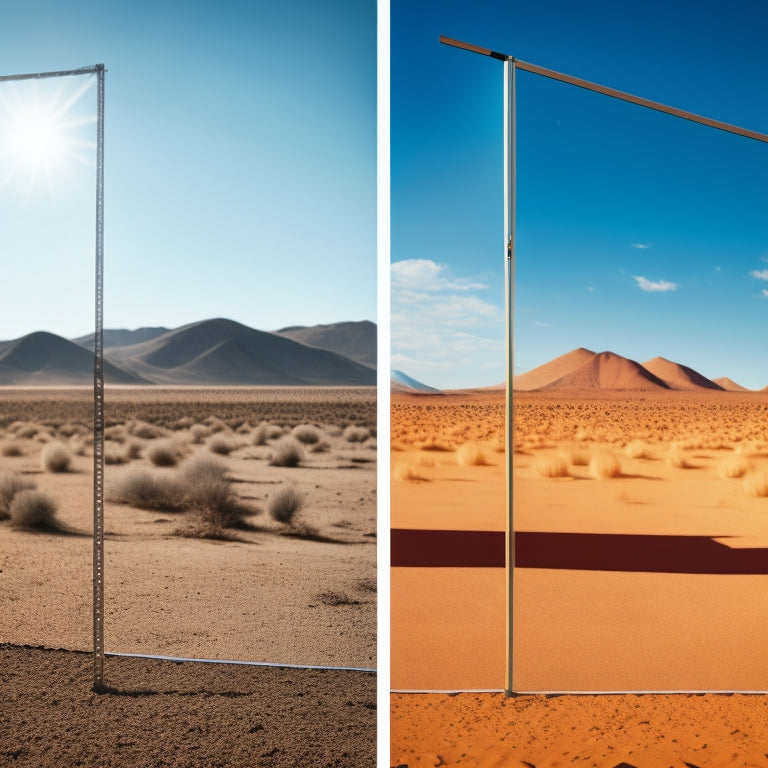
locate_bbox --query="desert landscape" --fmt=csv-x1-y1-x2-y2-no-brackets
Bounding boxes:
391,348,768,766
0,381,376,766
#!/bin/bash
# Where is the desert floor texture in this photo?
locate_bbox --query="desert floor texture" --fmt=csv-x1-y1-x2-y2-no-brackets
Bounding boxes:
0,387,376,767
391,389,768,767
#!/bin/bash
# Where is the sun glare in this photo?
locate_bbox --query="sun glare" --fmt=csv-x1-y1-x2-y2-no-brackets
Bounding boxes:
0,77,96,194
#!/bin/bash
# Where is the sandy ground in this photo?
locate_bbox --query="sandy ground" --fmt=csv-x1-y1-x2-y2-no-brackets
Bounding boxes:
0,387,376,766
390,390,768,765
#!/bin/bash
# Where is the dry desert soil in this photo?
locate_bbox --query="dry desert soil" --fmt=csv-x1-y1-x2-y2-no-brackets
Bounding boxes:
0,387,376,767
391,389,768,767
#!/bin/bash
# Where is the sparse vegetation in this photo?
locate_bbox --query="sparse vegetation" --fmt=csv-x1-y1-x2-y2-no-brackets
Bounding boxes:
292,424,321,445
9,489,62,531
456,441,491,467
343,425,370,443
268,485,305,525
743,471,768,498
534,453,569,478
108,469,187,512
208,434,237,455
41,441,71,473
589,450,622,479
269,437,303,467
147,440,180,467
0,472,36,519
1,442,24,457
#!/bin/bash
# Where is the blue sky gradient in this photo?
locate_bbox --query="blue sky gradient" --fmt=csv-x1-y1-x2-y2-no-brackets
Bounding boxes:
392,0,768,390
0,0,375,341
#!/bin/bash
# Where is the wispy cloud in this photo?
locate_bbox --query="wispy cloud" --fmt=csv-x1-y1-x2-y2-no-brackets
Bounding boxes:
750,269,768,281
763,289,768,298
633,275,679,292
390,259,504,388
631,242,654,250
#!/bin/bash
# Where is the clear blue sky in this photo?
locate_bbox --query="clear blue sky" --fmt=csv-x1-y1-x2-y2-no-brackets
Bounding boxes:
0,0,375,341
392,0,768,390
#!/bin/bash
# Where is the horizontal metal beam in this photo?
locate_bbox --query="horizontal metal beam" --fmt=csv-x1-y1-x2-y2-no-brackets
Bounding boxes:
0,65,102,83
440,36,768,144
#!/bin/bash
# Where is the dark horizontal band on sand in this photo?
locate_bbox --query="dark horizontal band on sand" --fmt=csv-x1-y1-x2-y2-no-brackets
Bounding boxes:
391,529,768,574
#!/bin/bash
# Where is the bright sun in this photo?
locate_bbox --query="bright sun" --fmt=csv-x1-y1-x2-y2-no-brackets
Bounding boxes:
0,77,95,193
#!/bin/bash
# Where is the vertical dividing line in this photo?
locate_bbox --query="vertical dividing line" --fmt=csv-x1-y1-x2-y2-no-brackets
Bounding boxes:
504,58,516,697
93,63,105,693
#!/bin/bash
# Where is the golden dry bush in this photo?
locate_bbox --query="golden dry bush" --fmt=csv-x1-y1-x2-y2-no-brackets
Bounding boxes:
393,463,430,482
559,444,590,466
666,444,691,469
534,453,569,478
743,471,768,498
717,453,750,479
456,441,490,467
589,450,622,479
624,440,651,460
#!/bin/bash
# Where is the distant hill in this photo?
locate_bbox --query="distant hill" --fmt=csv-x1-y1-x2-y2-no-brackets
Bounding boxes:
275,321,376,369
513,349,734,392
0,331,148,386
714,376,752,392
73,327,170,349
391,370,440,393
105,318,376,386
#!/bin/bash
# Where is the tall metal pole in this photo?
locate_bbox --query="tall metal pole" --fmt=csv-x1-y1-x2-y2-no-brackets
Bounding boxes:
92,63,106,692
504,57,516,697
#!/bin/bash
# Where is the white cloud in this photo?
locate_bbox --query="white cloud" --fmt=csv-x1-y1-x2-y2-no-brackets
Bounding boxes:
633,275,679,292
750,269,768,281
390,259,504,388
763,289,768,298
631,242,654,249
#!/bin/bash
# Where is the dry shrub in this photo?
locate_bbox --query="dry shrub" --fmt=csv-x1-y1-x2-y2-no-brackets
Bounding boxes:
181,455,246,529
292,424,321,445
589,450,622,479
0,472,36,519
108,469,187,512
456,441,490,467
105,425,127,444
174,416,195,430
41,442,71,473
624,440,651,460
394,464,430,482
253,423,283,445
343,425,370,443
208,434,237,456
534,453,569,478
190,424,211,444
104,442,128,465
268,485,305,525
9,490,62,531
666,445,690,469
269,437,303,467
125,439,144,460
559,444,590,466
743,471,768,498
205,416,230,434
129,420,166,440
718,453,750,479
309,440,331,453
1,442,23,457
147,440,180,467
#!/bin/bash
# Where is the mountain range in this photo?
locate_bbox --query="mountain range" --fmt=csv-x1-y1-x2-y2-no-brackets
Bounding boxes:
513,348,761,392
0,318,376,386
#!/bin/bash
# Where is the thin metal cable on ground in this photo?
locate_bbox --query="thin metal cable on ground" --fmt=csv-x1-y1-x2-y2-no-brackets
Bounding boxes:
106,651,376,673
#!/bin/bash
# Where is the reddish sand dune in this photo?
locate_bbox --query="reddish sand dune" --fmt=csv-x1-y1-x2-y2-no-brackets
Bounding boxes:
513,347,594,390
643,355,724,390
543,350,668,391
715,376,753,392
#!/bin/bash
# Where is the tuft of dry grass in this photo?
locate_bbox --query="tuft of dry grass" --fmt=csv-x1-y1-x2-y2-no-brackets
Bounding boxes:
41,441,71,473
108,469,187,512
718,453,750,479
743,471,768,498
269,437,303,467
0,442,24,457
534,453,569,478
589,450,622,479
0,472,37,520
624,440,651,460
343,425,370,443
291,424,322,445
666,444,691,469
208,434,237,456
394,464,430,482
456,441,491,467
268,485,305,525
9,489,62,531
189,424,211,444
147,440,180,467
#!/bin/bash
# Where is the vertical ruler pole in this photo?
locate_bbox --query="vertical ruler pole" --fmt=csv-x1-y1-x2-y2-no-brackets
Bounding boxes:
93,63,106,692
504,57,516,697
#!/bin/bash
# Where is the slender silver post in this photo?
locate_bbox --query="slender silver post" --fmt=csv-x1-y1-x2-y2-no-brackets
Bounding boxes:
504,57,516,697
92,63,106,692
